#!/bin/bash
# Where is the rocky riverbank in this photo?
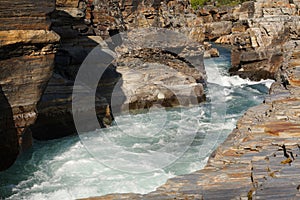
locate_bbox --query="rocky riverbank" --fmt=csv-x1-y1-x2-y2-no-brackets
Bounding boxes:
217,0,300,81
81,31,300,200
80,0,300,199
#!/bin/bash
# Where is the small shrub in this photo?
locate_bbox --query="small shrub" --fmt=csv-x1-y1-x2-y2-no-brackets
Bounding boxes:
191,0,207,10
190,0,250,10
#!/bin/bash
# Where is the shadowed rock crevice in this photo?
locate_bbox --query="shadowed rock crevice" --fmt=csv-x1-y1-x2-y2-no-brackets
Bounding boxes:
28,2,116,138
30,0,125,140
0,86,18,171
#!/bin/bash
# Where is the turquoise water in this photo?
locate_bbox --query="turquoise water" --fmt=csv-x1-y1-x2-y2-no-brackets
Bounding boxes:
0,46,273,199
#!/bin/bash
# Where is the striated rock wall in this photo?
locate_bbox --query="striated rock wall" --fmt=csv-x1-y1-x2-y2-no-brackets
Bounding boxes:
229,17,299,80
0,0,60,170
120,0,205,42
30,0,113,139
214,0,300,81
196,5,241,40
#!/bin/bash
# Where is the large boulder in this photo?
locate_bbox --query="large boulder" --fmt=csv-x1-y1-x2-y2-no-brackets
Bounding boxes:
205,21,232,40
111,29,206,112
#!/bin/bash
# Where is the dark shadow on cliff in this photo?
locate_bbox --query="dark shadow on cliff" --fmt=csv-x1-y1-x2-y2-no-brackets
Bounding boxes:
30,8,124,140
0,86,18,171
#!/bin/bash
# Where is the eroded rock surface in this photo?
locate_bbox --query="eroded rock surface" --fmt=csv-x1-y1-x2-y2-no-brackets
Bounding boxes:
79,1,300,198
120,0,205,42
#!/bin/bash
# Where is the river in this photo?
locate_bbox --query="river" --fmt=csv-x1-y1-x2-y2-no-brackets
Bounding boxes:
0,45,274,200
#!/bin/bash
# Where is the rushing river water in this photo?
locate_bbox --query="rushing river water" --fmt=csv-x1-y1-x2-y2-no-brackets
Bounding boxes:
0,45,274,200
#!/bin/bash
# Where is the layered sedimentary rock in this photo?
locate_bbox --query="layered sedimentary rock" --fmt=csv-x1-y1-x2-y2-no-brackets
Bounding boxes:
214,0,300,81
0,0,59,170
120,0,206,42
229,16,298,80
31,0,121,139
196,5,240,40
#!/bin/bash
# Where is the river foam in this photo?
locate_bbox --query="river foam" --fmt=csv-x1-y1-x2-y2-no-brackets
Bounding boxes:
0,45,273,200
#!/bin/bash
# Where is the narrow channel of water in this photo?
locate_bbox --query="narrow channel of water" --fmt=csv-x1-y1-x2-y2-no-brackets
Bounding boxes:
0,45,273,200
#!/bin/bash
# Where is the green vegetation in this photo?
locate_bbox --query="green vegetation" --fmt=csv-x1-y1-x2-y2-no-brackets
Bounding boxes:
190,0,207,9
190,0,249,10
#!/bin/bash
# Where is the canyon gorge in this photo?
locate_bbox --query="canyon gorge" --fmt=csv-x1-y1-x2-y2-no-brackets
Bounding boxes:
1,0,300,199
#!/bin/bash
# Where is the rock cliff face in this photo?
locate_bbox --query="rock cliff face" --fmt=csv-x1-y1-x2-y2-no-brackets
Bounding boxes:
120,0,205,42
215,0,300,81
30,0,113,139
0,0,59,170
